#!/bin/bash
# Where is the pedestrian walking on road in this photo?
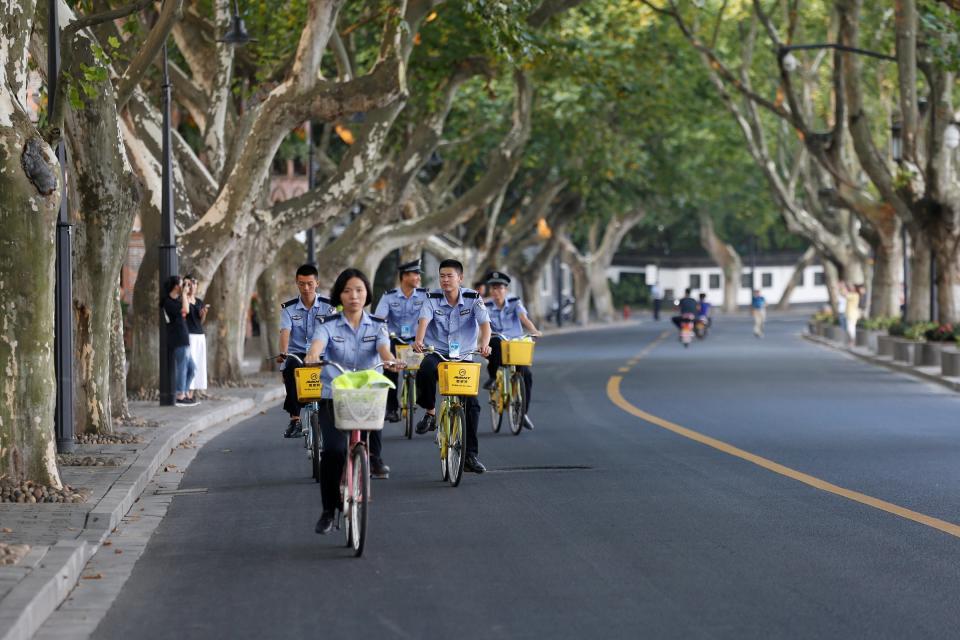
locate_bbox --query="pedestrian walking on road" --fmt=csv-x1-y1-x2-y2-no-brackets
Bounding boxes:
304,268,399,533
845,285,862,346
161,276,197,406
277,264,334,438
651,282,663,320
184,274,209,401
751,289,766,338
836,282,848,333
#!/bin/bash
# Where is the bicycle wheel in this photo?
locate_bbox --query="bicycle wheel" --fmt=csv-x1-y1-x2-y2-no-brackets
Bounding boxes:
447,404,466,487
349,445,369,557
438,405,450,481
403,374,415,440
488,374,503,433
508,373,525,436
310,411,321,482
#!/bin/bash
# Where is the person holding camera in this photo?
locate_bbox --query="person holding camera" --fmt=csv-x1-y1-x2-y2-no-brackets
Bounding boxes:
184,274,209,403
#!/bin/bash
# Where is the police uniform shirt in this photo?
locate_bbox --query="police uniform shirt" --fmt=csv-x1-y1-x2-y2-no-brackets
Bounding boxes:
310,312,390,399
279,295,334,354
419,287,490,358
485,296,528,339
374,287,428,338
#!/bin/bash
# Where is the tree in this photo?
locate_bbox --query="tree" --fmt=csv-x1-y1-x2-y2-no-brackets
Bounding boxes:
1,0,63,486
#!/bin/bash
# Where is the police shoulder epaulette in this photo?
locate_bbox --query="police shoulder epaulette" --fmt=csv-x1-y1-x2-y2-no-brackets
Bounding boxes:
369,314,387,323
280,297,299,309
463,291,479,299
386,288,398,294
317,313,341,324
427,292,444,299
416,287,428,293
484,300,495,307
317,295,331,305
508,296,520,302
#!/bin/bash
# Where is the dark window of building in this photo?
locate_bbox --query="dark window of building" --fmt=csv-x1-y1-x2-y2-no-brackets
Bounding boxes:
762,272,773,288
814,271,826,286
741,273,753,288
709,274,721,290
797,270,805,287
689,274,701,289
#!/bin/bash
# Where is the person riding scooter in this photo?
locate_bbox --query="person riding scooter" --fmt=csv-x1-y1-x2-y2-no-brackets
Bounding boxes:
672,288,699,329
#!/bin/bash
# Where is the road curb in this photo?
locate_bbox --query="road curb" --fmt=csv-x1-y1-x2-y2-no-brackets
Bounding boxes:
0,386,284,640
802,333,960,393
543,320,642,336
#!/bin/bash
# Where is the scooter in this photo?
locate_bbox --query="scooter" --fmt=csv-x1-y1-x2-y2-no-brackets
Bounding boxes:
678,313,695,347
694,315,709,339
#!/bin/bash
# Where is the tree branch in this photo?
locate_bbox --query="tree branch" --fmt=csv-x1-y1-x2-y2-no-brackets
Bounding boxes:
116,0,184,109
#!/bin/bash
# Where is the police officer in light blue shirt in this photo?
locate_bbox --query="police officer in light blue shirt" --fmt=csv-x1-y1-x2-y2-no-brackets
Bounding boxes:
277,264,334,438
304,268,399,535
373,259,427,422
483,270,541,430
413,258,491,473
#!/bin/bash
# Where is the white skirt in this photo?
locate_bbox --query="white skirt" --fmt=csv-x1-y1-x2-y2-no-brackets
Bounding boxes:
188,334,208,390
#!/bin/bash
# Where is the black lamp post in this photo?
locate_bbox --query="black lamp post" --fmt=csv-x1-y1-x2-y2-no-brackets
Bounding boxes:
554,252,563,327
306,121,316,265
49,0,75,453
157,42,179,406
217,0,253,45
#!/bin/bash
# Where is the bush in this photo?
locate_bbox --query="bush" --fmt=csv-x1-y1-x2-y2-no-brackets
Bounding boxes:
812,310,836,324
924,323,960,342
904,321,939,341
888,320,906,337
857,316,899,331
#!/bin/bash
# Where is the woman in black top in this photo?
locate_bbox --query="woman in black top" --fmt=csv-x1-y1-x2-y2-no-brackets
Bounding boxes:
161,276,197,406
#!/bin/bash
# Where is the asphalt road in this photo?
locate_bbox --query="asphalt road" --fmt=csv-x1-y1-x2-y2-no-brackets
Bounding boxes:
93,315,960,639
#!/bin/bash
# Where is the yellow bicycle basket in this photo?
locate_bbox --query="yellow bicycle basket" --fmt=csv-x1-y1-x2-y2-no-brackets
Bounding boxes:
395,344,424,371
437,361,481,396
294,366,324,402
501,339,535,366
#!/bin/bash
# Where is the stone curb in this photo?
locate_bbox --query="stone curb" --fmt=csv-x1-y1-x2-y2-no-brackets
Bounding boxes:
0,386,284,640
543,320,641,337
802,333,960,393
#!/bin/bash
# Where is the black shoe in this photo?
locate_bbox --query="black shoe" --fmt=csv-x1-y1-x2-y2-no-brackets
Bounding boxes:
175,398,197,407
522,415,535,430
283,420,302,438
415,414,436,435
385,410,401,423
483,378,496,391
464,455,486,474
370,457,390,479
315,510,335,535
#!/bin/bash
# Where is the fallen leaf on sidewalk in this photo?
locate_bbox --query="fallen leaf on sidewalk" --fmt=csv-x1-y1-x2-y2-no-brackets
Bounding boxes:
82,573,103,580
114,549,123,554
103,541,112,546
1,528,12,533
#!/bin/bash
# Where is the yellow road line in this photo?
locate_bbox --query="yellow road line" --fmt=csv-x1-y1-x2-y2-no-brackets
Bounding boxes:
606,340,960,540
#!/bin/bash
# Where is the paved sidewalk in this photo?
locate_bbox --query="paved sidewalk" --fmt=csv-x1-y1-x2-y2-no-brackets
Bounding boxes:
803,332,960,393
0,375,283,640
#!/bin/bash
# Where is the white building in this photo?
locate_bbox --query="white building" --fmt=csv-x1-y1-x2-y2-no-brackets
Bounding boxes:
609,252,830,307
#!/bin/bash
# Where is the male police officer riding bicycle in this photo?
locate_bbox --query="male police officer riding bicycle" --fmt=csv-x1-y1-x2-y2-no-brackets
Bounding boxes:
373,259,428,423
413,259,491,473
277,264,333,438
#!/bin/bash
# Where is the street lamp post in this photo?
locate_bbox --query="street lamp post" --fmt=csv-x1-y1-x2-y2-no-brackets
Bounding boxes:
554,252,563,327
49,0,75,453
157,42,179,406
306,121,316,266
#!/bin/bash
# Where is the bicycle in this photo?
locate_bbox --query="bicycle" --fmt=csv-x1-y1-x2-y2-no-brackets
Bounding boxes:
268,353,323,482
426,347,482,487
487,334,536,436
392,335,424,440
320,358,396,557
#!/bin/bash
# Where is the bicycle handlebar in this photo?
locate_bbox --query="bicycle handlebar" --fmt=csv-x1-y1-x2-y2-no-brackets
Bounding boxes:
492,333,538,342
267,354,400,372
427,346,484,362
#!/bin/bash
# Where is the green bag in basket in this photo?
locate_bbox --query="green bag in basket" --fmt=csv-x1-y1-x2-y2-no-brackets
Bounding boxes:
331,369,395,390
